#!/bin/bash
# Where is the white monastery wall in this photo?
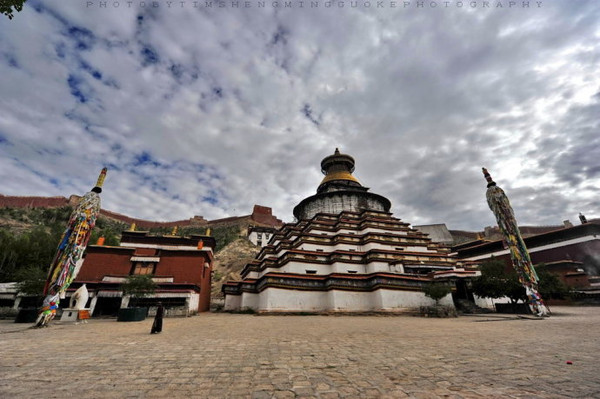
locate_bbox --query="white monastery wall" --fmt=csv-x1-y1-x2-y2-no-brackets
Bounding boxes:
257,288,330,311
378,290,454,309
404,246,436,253
473,295,512,309
241,292,259,310
365,261,401,273
308,229,335,235
188,293,200,313
256,260,412,277
226,288,455,312
299,243,360,252
224,293,242,311
361,227,407,235
328,290,377,311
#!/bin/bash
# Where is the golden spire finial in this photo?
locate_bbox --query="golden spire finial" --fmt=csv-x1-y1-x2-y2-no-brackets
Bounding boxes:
130,223,136,231
96,168,107,188
482,167,496,188
92,167,107,193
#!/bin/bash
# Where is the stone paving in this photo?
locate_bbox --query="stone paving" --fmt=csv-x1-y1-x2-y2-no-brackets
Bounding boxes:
1,306,599,398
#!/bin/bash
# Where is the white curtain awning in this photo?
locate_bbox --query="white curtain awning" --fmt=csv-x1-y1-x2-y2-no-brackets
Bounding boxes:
98,291,123,298
130,256,160,262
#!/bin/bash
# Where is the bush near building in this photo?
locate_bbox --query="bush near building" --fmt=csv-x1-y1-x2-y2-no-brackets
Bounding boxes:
472,258,527,304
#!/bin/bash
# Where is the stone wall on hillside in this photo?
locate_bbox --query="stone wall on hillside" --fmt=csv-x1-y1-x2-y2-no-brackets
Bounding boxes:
0,194,70,208
0,194,283,230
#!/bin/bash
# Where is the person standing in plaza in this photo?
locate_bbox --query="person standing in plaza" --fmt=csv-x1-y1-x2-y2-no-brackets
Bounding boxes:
151,302,164,334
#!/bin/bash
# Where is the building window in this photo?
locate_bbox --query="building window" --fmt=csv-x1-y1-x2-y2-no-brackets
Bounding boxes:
258,233,263,239
257,240,262,246
348,270,357,274
305,270,317,274
132,262,155,275
265,233,270,239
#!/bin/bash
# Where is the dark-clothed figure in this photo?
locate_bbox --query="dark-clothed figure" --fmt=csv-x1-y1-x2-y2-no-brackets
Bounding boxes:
151,302,164,334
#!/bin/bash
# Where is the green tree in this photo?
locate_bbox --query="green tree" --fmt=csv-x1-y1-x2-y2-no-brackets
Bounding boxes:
0,226,61,283
423,282,451,305
535,264,569,300
15,265,46,296
120,275,156,307
472,258,527,304
1,0,27,20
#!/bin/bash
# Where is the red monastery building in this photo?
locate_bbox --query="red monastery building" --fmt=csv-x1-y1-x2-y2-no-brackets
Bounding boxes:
70,231,215,316
223,149,480,313
452,221,600,291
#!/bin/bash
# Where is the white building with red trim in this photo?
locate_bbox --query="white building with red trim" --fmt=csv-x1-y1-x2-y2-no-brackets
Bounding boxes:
223,149,480,313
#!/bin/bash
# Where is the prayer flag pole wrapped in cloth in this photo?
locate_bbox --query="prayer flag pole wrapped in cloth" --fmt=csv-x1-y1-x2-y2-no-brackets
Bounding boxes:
36,168,107,327
482,167,549,317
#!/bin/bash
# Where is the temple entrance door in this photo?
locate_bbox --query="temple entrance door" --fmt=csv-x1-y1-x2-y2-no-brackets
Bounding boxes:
452,279,475,309
93,297,121,316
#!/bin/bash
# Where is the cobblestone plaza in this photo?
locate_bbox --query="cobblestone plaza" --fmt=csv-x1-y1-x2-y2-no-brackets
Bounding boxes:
1,307,599,398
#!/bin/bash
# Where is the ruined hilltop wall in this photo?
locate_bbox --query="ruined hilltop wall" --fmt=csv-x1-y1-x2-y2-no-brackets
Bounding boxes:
0,194,283,230
0,194,71,208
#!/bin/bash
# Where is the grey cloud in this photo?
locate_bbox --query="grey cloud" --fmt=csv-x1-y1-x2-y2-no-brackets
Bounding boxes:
0,1,599,229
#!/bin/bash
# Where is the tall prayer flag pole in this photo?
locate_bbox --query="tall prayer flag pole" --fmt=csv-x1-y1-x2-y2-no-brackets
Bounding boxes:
36,168,107,327
482,167,549,317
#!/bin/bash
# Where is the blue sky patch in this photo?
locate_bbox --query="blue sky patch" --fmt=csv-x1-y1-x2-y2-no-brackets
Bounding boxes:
141,45,159,66
67,74,89,103
271,25,289,46
133,151,161,167
67,26,96,51
202,196,218,205
79,60,102,80
170,64,183,80
3,52,19,68
55,42,66,59
302,103,319,126
212,87,223,98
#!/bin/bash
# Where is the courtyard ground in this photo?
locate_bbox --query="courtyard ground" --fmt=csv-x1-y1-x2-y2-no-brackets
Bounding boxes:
0,306,598,398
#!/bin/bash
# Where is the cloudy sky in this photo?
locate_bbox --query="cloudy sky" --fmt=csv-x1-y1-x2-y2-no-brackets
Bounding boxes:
0,0,598,230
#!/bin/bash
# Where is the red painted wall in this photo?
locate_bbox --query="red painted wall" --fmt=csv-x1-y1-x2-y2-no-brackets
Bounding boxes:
78,245,213,312
155,252,204,283
79,247,134,280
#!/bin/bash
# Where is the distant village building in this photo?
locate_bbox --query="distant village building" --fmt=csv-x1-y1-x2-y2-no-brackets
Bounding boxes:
248,226,276,247
70,231,216,316
223,149,479,313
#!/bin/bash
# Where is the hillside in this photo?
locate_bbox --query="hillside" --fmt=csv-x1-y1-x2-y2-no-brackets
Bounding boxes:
0,194,283,231
211,238,261,299
0,206,128,283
